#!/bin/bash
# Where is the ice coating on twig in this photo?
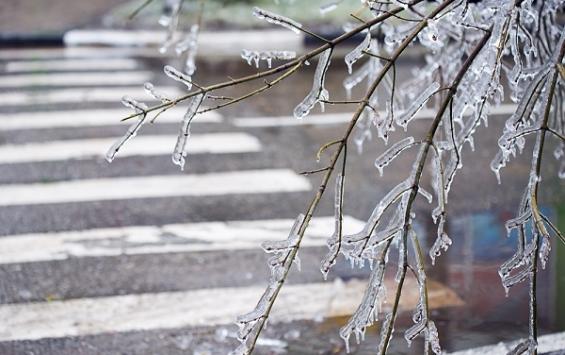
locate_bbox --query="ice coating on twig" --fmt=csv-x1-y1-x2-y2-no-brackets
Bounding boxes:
374,137,416,176
429,231,452,266
405,281,428,346
231,214,305,355
293,48,333,119
143,82,171,103
426,320,442,354
164,65,193,90
252,7,303,34
345,32,371,74
105,96,148,163
172,93,206,170
240,50,296,68
340,260,386,353
320,173,344,280
396,82,440,130
377,313,394,354
507,338,537,355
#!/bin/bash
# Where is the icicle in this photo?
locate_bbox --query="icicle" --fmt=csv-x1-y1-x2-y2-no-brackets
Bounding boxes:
539,234,551,270
293,48,332,119
252,7,303,34
345,32,371,74
164,65,193,90
172,93,205,170
105,96,148,163
396,82,440,130
374,137,416,176
240,50,296,68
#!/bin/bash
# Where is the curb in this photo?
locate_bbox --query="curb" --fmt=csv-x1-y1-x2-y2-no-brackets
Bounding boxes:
0,33,64,48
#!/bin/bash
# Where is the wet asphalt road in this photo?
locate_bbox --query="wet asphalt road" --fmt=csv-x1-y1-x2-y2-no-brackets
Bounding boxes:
0,45,563,355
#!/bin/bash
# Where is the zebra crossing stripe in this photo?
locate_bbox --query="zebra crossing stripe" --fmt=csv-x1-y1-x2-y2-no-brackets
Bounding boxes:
0,133,260,164
4,58,140,72
0,278,463,342
232,105,519,127
0,47,164,60
0,169,311,206
446,331,565,355
0,216,364,264
0,107,221,130
0,71,153,88
63,30,303,57
0,87,183,106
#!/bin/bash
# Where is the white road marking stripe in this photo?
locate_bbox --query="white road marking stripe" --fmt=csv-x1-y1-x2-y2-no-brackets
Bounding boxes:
233,104,519,127
0,107,221,130
0,47,164,60
5,58,140,72
0,71,153,88
447,331,565,355
0,278,463,342
0,216,364,264
0,133,260,164
0,86,183,106
0,169,311,206
64,30,303,57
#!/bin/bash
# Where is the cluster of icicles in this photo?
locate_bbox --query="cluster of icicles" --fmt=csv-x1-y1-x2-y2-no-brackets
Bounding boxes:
106,0,565,354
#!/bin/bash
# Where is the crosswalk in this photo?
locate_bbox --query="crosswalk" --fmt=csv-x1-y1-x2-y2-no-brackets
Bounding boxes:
0,46,463,353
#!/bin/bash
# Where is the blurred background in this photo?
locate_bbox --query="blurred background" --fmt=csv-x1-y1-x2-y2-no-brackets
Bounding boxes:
0,0,563,354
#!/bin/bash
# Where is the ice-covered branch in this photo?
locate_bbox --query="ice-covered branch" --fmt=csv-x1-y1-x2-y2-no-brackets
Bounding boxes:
293,48,333,119
252,7,303,34
320,148,347,280
241,50,296,68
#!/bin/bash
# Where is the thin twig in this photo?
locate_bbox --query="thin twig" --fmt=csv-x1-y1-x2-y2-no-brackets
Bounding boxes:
119,1,424,122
